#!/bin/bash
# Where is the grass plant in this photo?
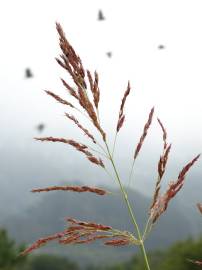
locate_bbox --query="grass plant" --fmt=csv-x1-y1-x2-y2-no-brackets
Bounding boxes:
21,23,200,270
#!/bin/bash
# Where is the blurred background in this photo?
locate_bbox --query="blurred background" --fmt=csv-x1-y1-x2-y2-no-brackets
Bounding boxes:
0,0,202,269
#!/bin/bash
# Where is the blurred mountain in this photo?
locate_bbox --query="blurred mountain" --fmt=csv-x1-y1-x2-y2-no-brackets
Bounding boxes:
1,185,198,267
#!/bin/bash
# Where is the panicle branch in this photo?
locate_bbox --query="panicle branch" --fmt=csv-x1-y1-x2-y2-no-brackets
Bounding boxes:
150,119,171,210
45,90,74,108
134,107,154,160
87,70,100,109
35,137,104,168
31,185,108,196
116,81,131,132
65,113,96,143
20,231,68,256
157,118,167,150
60,78,79,100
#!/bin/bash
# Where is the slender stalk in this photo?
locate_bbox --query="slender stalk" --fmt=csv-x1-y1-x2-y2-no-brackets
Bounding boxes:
112,132,118,158
127,158,136,189
105,142,151,270
85,145,109,159
142,218,152,241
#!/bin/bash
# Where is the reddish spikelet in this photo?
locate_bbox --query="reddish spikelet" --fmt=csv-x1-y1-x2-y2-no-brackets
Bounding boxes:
67,226,87,232
150,154,201,224
87,70,93,93
32,185,108,196
67,218,112,231
77,85,106,141
93,71,100,109
150,144,172,210
65,113,96,143
45,90,74,108
158,144,172,179
157,118,167,149
87,70,100,109
104,239,130,246
90,235,112,240
150,119,171,210
134,107,154,160
61,78,78,100
116,81,131,132
73,238,94,244
87,156,105,168
120,82,131,114
197,203,202,214
117,115,125,133
59,234,81,244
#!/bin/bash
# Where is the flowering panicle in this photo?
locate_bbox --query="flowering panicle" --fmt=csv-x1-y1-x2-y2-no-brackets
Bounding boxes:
23,22,201,269
55,22,106,141
31,185,108,196
134,107,154,160
21,218,139,255
150,154,200,224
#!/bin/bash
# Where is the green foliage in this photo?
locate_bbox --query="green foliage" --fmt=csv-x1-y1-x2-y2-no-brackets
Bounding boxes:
156,237,202,270
0,229,27,270
29,254,78,270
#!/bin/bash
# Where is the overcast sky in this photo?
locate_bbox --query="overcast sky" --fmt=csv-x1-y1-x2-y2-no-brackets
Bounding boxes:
0,0,202,199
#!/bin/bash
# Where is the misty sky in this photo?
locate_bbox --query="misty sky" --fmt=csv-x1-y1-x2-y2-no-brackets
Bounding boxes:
0,0,202,204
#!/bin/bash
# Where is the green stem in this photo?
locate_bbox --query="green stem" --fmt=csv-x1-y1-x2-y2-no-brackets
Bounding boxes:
112,132,118,158
105,142,151,270
142,218,152,241
127,158,135,189
86,145,109,159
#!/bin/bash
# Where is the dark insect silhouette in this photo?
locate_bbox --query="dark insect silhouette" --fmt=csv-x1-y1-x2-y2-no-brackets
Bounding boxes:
106,52,112,58
98,10,105,21
36,123,45,133
25,68,33,78
158,45,165,50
